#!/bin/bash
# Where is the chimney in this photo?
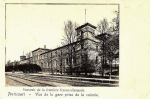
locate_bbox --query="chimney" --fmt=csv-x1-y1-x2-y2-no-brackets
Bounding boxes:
44,45,46,49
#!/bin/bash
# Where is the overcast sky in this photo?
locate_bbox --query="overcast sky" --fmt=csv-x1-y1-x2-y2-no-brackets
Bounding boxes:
6,4,118,62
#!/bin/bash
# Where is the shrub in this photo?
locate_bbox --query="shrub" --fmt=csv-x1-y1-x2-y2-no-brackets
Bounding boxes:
18,64,42,73
71,61,95,76
5,65,14,72
81,62,95,75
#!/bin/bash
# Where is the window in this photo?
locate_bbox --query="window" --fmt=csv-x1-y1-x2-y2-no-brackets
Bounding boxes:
55,51,57,56
73,47,75,52
81,42,84,49
66,58,68,65
81,31,83,39
96,45,98,51
96,56,98,64
73,56,76,64
77,31,80,36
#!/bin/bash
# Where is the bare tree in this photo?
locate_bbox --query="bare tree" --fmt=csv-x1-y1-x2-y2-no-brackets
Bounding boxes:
6,60,11,66
112,11,119,31
26,52,31,58
14,60,19,66
96,18,110,77
45,53,53,74
97,18,109,34
61,20,79,75
96,11,119,77
61,20,78,45
26,52,32,64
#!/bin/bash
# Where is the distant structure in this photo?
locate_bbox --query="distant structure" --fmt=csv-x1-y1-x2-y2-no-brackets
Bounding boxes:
20,56,26,61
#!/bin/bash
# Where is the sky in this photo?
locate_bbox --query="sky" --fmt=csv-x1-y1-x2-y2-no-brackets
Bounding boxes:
6,4,118,62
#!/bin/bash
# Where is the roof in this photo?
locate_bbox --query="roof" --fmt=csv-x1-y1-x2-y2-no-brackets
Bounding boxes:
40,39,86,55
95,33,112,41
40,38,100,55
32,48,50,52
20,55,26,57
75,22,97,30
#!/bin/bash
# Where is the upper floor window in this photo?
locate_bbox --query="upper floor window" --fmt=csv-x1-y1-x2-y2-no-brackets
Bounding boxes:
96,45,98,51
55,51,57,56
96,56,98,64
66,57,68,65
81,31,83,39
77,31,80,36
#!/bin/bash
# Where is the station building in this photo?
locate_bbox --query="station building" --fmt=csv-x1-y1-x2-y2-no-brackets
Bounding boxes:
19,23,103,73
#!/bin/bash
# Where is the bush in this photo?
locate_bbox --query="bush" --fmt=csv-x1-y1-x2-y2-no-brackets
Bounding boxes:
81,63,95,75
71,61,95,76
18,64,42,73
72,66,81,75
5,65,14,72
103,63,110,69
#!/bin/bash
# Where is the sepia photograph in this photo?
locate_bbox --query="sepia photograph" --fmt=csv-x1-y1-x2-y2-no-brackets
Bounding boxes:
5,3,119,87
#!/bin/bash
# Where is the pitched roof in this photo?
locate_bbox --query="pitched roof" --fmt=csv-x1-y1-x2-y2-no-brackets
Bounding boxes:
75,22,97,30
32,48,50,52
40,38,100,55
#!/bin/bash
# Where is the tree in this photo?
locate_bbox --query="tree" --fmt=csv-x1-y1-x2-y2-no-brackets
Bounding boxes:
96,11,119,77
97,18,109,34
14,60,19,66
61,20,78,45
49,50,62,74
43,53,51,74
81,59,95,76
13,60,19,71
26,52,31,58
112,11,119,31
18,64,42,73
105,11,119,75
105,33,119,75
26,52,32,64
6,60,11,66
61,20,79,75
96,18,110,77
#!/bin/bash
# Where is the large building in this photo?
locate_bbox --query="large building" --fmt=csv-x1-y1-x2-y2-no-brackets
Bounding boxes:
19,22,113,74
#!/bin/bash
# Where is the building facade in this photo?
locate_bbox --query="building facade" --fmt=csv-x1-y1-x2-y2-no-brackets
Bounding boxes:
19,23,103,73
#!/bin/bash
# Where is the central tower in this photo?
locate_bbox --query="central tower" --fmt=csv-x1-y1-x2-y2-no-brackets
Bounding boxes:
75,22,97,41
